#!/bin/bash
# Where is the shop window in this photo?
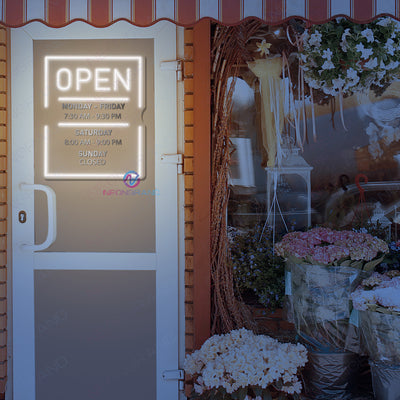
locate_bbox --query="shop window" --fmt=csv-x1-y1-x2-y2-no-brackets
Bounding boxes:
228,78,400,238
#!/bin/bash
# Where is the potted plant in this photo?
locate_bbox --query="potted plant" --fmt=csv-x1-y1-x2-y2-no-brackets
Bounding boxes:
351,271,400,400
275,227,389,399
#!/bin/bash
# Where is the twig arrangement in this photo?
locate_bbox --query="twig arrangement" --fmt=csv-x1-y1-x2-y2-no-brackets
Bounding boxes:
210,21,263,334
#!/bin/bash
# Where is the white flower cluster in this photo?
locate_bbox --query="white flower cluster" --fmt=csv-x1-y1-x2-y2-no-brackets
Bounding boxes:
351,271,400,312
184,328,307,396
300,17,400,97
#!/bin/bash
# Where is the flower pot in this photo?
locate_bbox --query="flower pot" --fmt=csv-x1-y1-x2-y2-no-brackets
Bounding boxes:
359,311,400,400
303,350,360,400
369,361,400,400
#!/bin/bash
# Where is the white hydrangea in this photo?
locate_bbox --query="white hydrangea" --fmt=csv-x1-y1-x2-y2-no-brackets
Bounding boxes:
184,328,307,396
352,274,400,312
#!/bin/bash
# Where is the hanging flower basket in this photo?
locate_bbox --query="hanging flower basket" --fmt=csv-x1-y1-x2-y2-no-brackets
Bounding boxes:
299,17,400,98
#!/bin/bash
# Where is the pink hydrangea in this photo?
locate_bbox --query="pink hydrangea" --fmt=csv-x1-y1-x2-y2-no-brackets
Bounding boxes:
275,227,388,266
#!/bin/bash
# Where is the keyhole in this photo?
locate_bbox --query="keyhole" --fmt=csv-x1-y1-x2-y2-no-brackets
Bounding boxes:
18,211,27,223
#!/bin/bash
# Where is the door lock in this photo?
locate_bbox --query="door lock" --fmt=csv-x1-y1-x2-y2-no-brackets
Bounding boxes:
18,210,27,223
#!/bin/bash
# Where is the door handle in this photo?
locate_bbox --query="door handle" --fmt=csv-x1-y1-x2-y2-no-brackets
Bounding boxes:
20,183,57,251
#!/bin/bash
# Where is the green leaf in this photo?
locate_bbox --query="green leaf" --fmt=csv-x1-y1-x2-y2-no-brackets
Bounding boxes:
262,388,272,400
363,255,385,271
338,259,351,267
232,387,247,400
253,386,263,397
349,260,364,270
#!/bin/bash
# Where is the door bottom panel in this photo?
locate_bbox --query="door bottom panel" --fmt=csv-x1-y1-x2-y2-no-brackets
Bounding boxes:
34,270,156,400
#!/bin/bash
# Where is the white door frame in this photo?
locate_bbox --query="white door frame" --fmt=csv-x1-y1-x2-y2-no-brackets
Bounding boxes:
10,20,184,400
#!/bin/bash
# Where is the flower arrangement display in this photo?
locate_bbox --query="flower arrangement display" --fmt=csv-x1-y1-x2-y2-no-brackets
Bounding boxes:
184,328,307,400
351,270,400,313
351,271,400,395
275,227,389,397
229,225,285,310
300,17,400,98
275,227,388,270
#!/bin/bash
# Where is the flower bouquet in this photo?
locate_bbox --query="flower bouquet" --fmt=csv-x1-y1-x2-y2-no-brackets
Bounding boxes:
352,271,400,400
184,328,307,400
275,227,388,399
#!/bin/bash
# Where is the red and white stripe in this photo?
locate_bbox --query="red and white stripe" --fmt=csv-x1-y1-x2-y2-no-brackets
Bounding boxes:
0,0,398,28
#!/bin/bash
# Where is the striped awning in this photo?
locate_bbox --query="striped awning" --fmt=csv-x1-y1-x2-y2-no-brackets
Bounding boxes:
1,0,399,28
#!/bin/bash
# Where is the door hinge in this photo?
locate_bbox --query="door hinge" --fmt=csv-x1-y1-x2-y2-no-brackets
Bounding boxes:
160,59,184,80
162,369,185,391
161,153,184,174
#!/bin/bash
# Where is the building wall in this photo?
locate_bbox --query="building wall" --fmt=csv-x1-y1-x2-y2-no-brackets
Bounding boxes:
0,26,7,398
183,26,195,354
184,21,211,357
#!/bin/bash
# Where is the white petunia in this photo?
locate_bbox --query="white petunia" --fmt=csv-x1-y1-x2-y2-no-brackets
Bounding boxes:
361,28,374,43
308,30,322,47
322,84,338,96
364,57,378,69
341,28,351,52
356,43,374,59
347,68,358,80
346,68,360,87
305,77,321,89
342,28,351,40
385,38,395,55
299,53,308,63
377,17,392,27
322,48,333,60
385,60,400,70
321,60,335,70
332,77,345,89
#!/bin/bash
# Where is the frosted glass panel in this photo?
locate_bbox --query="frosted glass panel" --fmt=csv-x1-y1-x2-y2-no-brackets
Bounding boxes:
33,39,155,252
34,270,156,400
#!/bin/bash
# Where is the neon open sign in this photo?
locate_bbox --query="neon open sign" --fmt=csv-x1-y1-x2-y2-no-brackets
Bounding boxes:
39,51,147,180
